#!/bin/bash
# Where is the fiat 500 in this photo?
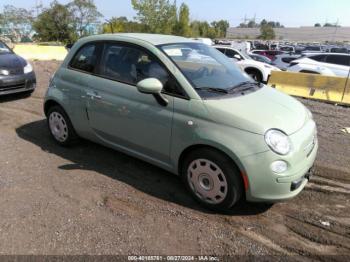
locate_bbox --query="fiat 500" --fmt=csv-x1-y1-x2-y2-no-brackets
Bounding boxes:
44,34,318,211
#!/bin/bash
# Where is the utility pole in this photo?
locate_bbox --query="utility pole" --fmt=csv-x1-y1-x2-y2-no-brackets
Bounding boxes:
332,18,339,42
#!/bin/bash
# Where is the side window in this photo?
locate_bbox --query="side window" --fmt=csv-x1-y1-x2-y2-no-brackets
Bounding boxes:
309,55,326,62
216,48,226,55
282,57,298,63
326,55,350,66
100,43,185,97
225,49,240,59
70,44,97,73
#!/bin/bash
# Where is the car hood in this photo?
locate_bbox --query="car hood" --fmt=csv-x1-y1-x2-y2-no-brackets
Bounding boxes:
203,86,308,135
0,53,26,69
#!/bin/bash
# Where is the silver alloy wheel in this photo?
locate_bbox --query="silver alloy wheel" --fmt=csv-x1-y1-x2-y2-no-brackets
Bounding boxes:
187,159,228,204
49,111,68,142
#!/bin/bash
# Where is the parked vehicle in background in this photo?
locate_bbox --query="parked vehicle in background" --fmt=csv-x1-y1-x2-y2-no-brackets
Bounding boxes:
0,40,36,96
279,45,295,53
273,54,301,70
328,47,349,54
301,45,322,53
215,46,280,83
288,53,350,76
249,54,274,65
191,38,213,46
251,50,286,60
44,33,318,211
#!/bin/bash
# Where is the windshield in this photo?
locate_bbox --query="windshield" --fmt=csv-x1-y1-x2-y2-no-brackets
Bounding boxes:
0,41,12,54
159,43,252,94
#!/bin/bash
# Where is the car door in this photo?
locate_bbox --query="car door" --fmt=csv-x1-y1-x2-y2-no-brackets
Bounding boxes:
322,55,350,77
85,42,175,166
59,42,102,132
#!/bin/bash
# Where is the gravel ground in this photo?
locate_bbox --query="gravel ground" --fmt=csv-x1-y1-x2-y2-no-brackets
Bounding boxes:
0,61,349,258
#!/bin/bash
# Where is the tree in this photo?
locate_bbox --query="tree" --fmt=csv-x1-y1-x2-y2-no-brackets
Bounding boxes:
131,0,177,34
247,20,257,28
174,3,191,36
103,16,147,33
32,1,76,43
211,20,230,38
0,5,33,40
259,25,275,40
314,23,321,27
260,19,268,27
1,5,33,27
323,23,340,27
68,0,102,36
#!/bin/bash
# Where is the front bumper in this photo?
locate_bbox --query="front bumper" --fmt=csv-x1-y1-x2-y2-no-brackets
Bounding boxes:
0,72,36,96
242,119,318,202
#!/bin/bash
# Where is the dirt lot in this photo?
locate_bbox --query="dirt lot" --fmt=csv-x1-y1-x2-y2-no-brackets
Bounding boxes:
0,61,350,259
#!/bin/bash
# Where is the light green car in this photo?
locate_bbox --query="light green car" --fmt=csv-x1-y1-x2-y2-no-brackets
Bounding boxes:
44,34,318,211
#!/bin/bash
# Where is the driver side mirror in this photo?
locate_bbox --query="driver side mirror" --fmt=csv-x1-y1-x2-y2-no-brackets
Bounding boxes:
136,78,168,106
136,78,163,94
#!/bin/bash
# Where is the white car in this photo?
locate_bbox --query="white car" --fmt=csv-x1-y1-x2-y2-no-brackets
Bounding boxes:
214,45,280,83
191,38,213,46
288,53,350,77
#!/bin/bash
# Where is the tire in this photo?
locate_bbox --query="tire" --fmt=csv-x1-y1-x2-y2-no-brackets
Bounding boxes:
181,148,243,211
47,105,78,146
246,69,263,83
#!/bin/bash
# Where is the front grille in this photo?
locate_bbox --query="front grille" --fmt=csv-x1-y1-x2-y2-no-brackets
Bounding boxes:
0,83,25,91
9,68,24,75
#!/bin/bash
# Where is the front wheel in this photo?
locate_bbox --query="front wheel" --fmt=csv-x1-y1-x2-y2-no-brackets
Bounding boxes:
47,105,78,146
182,148,243,211
246,69,263,83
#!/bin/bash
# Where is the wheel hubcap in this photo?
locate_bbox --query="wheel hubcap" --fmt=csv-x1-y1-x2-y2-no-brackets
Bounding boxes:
187,159,228,204
49,112,68,142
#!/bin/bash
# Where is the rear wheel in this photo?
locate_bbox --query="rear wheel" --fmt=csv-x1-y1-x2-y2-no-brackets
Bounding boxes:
182,148,243,211
47,105,78,146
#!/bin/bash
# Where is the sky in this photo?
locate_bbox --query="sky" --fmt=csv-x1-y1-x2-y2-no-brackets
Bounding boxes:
1,0,350,27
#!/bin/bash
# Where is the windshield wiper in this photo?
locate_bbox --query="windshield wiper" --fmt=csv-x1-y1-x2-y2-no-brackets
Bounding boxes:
194,87,228,94
229,81,261,93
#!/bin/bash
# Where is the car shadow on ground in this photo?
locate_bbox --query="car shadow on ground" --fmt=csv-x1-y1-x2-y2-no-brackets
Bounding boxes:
16,119,272,216
0,92,32,103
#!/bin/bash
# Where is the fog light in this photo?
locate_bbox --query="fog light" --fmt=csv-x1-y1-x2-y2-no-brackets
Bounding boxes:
271,160,288,174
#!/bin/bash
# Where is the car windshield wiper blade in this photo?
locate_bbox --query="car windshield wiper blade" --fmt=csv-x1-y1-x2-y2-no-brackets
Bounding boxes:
229,81,261,93
194,87,228,94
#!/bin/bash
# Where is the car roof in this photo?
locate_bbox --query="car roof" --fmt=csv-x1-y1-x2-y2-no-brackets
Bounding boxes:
81,33,194,46
303,52,350,57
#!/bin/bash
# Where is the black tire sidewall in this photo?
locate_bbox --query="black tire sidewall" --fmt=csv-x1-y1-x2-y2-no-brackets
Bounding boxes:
181,148,243,211
248,70,263,83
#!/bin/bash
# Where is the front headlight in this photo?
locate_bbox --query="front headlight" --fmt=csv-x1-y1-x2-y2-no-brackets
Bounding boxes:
0,69,10,76
24,63,33,74
306,108,313,119
265,129,291,155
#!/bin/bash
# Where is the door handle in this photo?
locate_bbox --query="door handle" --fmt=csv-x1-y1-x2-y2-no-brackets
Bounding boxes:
86,92,102,100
